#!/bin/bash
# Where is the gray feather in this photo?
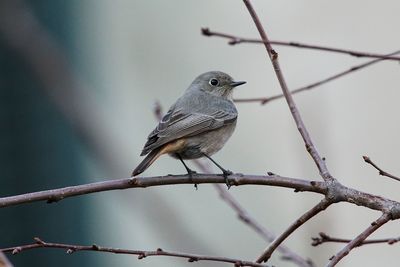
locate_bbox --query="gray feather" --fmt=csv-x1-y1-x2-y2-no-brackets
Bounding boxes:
140,90,237,156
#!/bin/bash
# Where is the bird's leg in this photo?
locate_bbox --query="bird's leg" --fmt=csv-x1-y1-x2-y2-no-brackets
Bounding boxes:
177,154,198,189
202,153,233,189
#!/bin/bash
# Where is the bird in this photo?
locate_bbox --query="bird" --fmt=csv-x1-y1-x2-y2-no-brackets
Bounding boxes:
131,71,246,188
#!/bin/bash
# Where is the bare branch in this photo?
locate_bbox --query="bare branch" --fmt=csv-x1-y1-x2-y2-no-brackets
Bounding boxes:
1,238,267,267
256,198,332,263
326,213,391,267
1,173,399,221
0,174,326,208
153,100,164,121
241,0,333,183
0,252,13,267
311,232,400,247
202,28,400,61
234,50,400,105
363,156,400,182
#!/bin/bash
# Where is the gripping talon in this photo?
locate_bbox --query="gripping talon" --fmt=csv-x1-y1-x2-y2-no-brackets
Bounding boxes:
202,153,233,189
223,170,233,189
187,169,198,190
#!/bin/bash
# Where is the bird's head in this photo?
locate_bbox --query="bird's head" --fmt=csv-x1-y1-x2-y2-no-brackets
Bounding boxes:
189,71,246,99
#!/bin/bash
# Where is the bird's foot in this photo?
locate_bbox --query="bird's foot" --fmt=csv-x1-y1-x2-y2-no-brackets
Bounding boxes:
187,169,198,190
222,170,233,189
188,169,197,175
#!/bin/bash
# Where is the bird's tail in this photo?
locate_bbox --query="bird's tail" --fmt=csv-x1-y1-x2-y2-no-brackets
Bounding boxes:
131,147,163,177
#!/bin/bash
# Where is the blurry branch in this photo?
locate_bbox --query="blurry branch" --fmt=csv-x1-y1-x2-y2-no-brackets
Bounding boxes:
0,0,209,252
0,252,13,267
213,182,314,267
154,102,314,267
0,0,125,174
363,156,400,182
234,50,400,105
0,174,326,208
196,148,316,267
327,213,391,267
202,28,400,61
1,238,267,267
312,232,400,247
240,0,396,266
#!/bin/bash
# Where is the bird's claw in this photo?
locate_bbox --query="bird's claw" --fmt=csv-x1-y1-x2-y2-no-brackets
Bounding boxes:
222,170,233,189
187,169,198,190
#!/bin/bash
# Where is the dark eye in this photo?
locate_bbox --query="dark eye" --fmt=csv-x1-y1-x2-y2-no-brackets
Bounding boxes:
209,78,219,86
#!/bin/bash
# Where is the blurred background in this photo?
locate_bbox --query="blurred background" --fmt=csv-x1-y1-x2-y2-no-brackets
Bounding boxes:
0,0,399,266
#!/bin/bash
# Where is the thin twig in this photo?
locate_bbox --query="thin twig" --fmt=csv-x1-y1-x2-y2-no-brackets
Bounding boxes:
234,50,400,104
311,232,400,247
241,0,334,182
256,198,332,263
1,237,267,267
202,28,400,61
363,156,400,182
326,213,392,267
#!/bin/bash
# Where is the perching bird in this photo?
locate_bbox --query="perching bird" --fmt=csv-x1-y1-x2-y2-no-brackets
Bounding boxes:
131,71,246,187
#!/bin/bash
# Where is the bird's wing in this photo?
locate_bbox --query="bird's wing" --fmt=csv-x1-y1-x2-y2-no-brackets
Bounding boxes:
140,107,237,155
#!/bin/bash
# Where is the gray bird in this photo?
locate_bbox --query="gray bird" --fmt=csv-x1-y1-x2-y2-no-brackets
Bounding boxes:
131,71,246,187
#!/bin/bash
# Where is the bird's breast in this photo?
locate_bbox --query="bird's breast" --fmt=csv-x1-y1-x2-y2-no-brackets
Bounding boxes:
172,122,237,159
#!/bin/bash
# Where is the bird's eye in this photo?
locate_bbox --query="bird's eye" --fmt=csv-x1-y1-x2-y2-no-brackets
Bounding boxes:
209,78,219,86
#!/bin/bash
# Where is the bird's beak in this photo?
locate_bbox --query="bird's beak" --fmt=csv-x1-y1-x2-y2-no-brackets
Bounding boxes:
230,81,246,87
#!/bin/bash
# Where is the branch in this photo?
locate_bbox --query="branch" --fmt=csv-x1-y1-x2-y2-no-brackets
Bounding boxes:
1,238,267,267
3,172,399,218
256,198,331,263
326,213,391,267
234,50,400,104
0,252,13,267
311,232,400,247
241,0,333,182
202,28,400,61
363,156,400,182
0,174,326,208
